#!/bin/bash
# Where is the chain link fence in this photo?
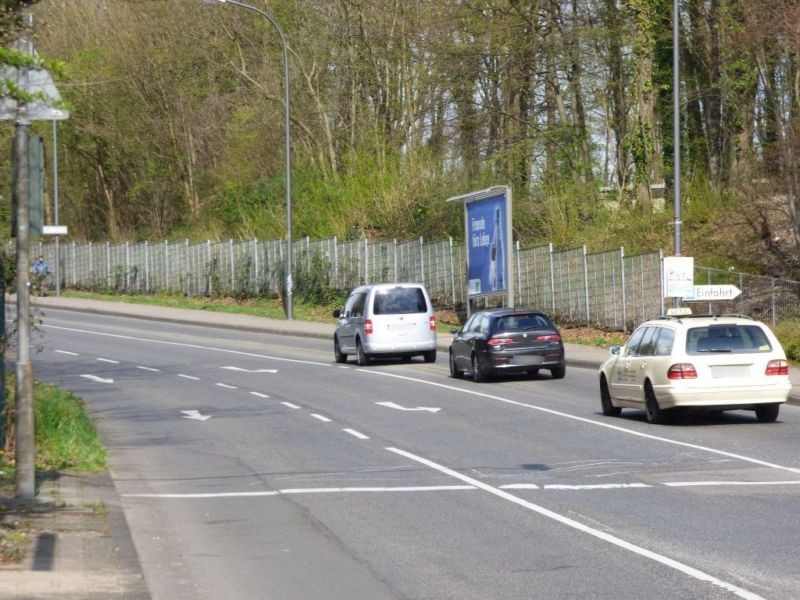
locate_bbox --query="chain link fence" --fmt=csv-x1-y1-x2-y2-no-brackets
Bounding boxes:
16,237,800,332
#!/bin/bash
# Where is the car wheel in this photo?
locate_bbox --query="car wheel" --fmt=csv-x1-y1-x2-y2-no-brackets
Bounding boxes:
471,354,487,383
334,336,347,364
423,350,437,363
449,351,463,378
644,381,667,424
550,365,566,379
356,339,370,366
755,403,780,423
600,376,621,416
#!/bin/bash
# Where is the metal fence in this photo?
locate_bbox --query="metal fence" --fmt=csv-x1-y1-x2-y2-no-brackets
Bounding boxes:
18,236,800,331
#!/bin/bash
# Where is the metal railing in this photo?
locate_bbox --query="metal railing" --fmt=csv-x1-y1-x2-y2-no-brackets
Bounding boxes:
17,237,800,331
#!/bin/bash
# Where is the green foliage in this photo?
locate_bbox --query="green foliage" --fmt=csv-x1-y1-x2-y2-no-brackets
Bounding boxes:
293,251,341,305
3,376,106,472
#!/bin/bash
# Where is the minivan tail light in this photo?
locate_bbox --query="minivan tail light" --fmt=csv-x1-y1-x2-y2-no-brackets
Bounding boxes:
429,315,436,331
488,337,515,346
667,363,697,379
765,359,788,376
364,319,373,335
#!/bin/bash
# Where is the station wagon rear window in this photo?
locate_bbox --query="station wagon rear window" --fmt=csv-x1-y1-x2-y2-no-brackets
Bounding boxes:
372,288,428,315
686,325,772,354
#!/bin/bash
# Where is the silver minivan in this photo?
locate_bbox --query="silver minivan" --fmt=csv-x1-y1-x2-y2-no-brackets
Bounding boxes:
333,283,438,365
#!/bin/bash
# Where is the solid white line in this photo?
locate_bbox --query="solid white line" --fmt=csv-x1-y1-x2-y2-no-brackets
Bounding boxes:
215,383,237,390
500,483,540,490
343,428,370,440
55,350,79,356
282,402,301,410
137,366,160,372
311,413,332,423
664,480,800,488
250,391,270,399
43,324,331,367
544,483,651,490
360,369,800,476
177,374,199,380
386,447,764,600
124,485,476,499
96,357,119,364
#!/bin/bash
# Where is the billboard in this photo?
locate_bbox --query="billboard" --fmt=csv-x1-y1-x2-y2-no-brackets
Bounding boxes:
465,190,510,296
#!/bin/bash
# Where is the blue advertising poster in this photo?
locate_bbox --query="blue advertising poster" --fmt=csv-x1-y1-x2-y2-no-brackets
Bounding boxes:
466,193,508,295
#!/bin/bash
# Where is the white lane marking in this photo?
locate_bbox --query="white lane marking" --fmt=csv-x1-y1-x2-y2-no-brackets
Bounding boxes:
360,369,800,476
137,366,160,372
178,374,200,380
499,484,540,490
282,402,301,409
55,350,79,356
544,483,651,490
215,383,238,390
123,485,476,499
311,413,332,423
96,357,119,364
181,410,212,421
343,428,370,440
375,401,440,413
386,447,764,600
664,480,800,488
221,366,278,374
250,391,270,399
80,374,114,383
44,325,331,367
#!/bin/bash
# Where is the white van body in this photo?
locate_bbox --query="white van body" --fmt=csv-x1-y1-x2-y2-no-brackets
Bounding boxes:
333,283,438,365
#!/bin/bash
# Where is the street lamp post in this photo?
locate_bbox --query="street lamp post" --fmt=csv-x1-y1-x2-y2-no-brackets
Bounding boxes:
207,0,293,319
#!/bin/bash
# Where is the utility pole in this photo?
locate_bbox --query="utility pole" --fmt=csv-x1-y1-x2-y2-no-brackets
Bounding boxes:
14,78,35,501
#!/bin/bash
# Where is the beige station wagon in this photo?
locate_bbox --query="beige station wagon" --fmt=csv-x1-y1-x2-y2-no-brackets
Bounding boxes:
598,310,791,424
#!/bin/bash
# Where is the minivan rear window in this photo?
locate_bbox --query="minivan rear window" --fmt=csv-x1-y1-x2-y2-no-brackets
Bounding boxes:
686,324,772,354
373,288,428,315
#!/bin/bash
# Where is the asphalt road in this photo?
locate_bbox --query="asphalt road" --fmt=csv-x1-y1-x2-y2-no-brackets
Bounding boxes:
33,307,800,600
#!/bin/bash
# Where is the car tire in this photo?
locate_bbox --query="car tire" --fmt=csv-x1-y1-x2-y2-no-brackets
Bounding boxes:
334,336,347,364
755,403,780,423
449,351,463,378
356,340,370,366
471,354,487,383
600,376,621,416
423,350,437,363
550,365,566,379
644,381,667,424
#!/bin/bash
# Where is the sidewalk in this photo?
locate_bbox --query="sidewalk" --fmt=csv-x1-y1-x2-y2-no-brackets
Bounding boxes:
2,294,797,599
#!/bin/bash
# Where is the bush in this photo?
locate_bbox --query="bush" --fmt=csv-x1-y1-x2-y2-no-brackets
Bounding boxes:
773,320,800,363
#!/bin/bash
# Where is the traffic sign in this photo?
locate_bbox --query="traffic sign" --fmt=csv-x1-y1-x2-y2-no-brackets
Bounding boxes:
689,284,741,301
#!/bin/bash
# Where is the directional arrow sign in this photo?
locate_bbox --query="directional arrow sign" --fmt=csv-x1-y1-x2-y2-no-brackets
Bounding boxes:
375,401,440,413
181,410,212,421
80,374,114,384
221,366,278,374
691,284,741,301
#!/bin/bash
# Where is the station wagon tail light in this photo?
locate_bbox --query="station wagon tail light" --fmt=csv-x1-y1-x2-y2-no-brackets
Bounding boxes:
765,359,788,376
429,316,436,331
364,319,373,335
488,337,516,346
536,333,561,342
667,363,697,380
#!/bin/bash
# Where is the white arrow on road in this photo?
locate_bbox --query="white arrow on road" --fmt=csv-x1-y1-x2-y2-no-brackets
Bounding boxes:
80,374,114,384
181,410,212,421
375,401,440,413
221,366,278,374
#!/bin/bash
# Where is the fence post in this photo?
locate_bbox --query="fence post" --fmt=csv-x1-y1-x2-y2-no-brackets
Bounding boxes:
449,237,456,305
516,240,522,307
659,249,665,317
771,277,777,325
145,240,150,293
165,240,169,293
106,241,111,288
549,242,556,313
620,247,627,332
583,245,590,321
364,238,369,284
88,241,93,288
419,237,425,284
